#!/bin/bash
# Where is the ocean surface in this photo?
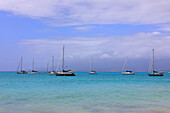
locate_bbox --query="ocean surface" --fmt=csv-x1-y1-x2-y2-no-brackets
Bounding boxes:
0,72,170,113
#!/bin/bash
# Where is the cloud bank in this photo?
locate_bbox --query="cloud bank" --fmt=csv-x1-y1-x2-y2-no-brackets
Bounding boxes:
20,32,170,59
1,0,170,26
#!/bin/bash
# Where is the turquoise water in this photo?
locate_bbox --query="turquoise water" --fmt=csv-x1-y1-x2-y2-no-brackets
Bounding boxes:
0,72,170,113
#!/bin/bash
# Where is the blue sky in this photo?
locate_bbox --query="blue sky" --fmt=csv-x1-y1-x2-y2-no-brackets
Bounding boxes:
1,0,170,72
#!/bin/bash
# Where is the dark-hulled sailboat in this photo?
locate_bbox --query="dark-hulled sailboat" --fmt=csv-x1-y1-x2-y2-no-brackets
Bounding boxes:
148,49,163,76
17,56,27,74
28,59,40,75
55,45,76,76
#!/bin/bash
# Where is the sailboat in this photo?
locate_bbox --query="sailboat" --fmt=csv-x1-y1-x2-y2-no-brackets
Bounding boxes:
45,63,50,74
49,56,55,75
148,49,163,76
55,45,76,76
122,57,135,75
28,59,40,75
89,56,97,74
17,56,27,74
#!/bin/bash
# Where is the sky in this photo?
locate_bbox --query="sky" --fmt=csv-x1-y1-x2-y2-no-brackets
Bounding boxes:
1,0,170,72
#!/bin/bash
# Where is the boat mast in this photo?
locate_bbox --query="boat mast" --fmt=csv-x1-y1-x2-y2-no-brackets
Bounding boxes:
152,49,154,72
32,58,34,71
47,63,49,72
62,45,65,72
52,56,54,72
20,56,23,72
17,56,21,72
126,57,128,71
90,56,93,71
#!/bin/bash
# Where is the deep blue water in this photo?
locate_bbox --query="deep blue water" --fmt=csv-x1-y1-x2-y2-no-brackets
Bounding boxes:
0,72,170,113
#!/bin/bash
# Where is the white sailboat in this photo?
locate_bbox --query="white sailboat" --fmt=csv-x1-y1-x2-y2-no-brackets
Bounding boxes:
148,49,163,76
28,59,40,75
89,56,97,74
122,57,135,75
49,56,55,75
45,63,50,74
17,56,27,74
55,45,76,76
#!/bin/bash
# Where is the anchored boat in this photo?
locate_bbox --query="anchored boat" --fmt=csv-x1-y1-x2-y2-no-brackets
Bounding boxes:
45,63,50,74
148,49,163,76
122,57,135,75
89,56,97,74
17,56,27,74
49,56,55,75
28,59,40,75
55,45,76,76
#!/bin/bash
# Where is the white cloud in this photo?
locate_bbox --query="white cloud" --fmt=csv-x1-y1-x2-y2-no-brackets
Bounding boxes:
19,32,170,59
74,26,94,31
100,53,112,59
1,0,170,26
152,32,161,35
158,24,170,31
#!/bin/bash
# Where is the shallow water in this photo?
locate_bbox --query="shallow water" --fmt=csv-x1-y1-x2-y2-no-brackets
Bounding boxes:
0,72,170,113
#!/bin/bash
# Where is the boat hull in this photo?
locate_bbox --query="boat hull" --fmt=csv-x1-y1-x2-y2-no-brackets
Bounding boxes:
89,72,97,74
28,72,40,75
55,72,75,76
17,72,27,74
148,73,163,76
48,72,55,75
122,72,135,75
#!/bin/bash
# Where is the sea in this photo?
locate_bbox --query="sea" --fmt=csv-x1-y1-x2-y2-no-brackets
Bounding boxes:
0,72,170,113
